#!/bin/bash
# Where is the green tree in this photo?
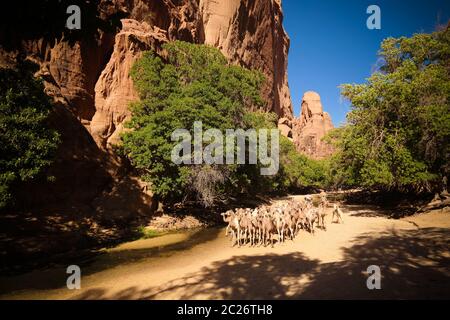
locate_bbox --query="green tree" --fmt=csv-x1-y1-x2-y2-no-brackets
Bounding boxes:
333,27,450,192
0,62,60,208
239,111,329,193
122,41,265,205
277,135,329,191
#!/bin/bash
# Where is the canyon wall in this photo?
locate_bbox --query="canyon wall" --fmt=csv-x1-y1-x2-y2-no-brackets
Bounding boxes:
90,0,293,149
1,0,292,149
199,0,293,118
0,0,293,216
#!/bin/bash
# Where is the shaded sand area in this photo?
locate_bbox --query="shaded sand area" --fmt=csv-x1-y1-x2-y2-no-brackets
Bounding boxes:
1,199,449,299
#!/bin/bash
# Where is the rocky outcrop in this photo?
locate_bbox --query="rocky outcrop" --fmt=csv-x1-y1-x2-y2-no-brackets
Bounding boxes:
0,3,300,265
291,91,335,159
278,117,293,139
2,0,292,149
90,19,168,148
0,0,293,213
0,0,296,262
88,0,206,148
200,0,293,118
89,0,293,149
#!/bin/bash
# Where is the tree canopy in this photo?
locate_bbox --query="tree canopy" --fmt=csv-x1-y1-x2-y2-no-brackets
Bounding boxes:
122,41,266,205
122,41,327,206
330,27,450,192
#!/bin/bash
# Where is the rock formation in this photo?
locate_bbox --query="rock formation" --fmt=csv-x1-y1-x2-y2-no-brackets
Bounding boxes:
291,91,334,159
90,19,168,148
200,0,293,118
278,117,293,139
89,0,293,148
0,0,293,216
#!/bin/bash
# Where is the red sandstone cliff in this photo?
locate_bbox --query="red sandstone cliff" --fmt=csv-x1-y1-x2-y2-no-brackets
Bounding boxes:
0,0,293,216
90,0,293,149
1,0,292,150
0,1,338,261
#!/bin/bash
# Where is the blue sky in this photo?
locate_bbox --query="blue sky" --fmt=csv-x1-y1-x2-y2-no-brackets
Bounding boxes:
283,0,450,126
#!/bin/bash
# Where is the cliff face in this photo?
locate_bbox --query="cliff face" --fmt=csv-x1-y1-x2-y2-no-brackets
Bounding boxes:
0,0,293,214
291,91,335,159
199,0,293,118
90,19,168,148
90,0,293,149
1,0,292,150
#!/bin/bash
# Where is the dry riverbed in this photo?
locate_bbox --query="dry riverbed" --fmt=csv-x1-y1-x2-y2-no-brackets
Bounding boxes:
1,197,449,299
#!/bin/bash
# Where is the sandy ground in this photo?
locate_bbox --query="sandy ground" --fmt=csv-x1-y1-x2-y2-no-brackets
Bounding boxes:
1,199,449,299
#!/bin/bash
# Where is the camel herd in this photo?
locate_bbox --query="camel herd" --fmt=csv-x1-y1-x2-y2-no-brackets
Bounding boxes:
221,195,344,247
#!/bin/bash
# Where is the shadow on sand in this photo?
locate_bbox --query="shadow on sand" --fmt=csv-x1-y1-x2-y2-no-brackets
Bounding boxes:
74,227,450,299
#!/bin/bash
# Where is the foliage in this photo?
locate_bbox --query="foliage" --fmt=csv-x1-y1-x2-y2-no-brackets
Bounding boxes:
136,226,167,239
215,110,328,194
332,27,450,192
122,41,265,205
0,61,60,208
277,135,329,191
122,41,329,206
